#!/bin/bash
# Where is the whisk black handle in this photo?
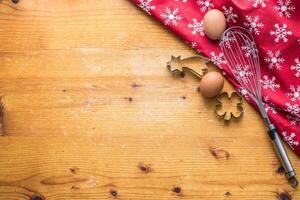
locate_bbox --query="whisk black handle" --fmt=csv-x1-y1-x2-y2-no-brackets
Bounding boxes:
268,125,298,187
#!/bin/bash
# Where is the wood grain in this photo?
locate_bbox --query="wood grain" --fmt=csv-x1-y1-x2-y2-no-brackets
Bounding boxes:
0,0,299,199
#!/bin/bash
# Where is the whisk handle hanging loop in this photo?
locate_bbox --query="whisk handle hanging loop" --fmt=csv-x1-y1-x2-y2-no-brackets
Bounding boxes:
268,124,298,188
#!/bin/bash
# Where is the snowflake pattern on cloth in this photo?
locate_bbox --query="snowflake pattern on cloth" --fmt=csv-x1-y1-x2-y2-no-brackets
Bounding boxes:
263,96,278,114
220,34,236,49
222,6,238,23
197,0,214,12
286,85,300,102
282,131,299,150
160,7,182,26
248,0,269,8
264,50,284,70
242,41,258,58
138,0,155,15
243,16,264,35
285,103,300,117
187,19,204,36
233,64,254,83
270,23,292,43
238,86,251,101
274,0,295,18
291,58,300,78
261,75,280,92
210,51,226,66
132,0,300,155
287,114,300,126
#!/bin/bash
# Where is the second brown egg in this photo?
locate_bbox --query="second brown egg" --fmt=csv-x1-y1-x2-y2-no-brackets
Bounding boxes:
199,72,224,98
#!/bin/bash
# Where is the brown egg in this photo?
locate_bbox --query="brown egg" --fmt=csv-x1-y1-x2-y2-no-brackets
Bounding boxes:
203,9,226,40
199,72,224,98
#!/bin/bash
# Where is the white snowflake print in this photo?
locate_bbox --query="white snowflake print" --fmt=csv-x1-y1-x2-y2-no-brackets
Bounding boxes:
197,0,214,13
291,58,300,78
242,41,258,58
274,0,295,18
190,41,197,49
286,85,300,102
174,0,188,2
287,114,300,126
264,50,284,70
243,16,264,35
260,75,280,92
263,96,277,114
248,0,268,8
138,0,155,15
210,52,226,66
232,64,253,83
285,103,300,116
270,24,292,43
186,41,201,53
220,34,236,49
282,131,299,150
298,38,300,44
160,7,183,26
188,19,204,36
238,87,251,101
222,6,238,23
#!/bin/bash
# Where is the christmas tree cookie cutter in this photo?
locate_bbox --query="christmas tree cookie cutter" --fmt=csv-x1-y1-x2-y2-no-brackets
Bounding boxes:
215,91,244,121
167,55,210,78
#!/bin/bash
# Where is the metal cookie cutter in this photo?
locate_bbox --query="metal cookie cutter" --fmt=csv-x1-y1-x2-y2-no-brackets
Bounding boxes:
215,91,244,121
167,55,210,78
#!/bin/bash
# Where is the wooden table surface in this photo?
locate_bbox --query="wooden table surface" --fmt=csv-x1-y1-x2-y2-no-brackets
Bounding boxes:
0,0,299,199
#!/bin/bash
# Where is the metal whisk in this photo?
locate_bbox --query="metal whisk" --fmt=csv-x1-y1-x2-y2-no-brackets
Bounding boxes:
219,26,298,187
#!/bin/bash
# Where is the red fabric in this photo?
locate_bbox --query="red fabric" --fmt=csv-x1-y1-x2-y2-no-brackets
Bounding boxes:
133,0,300,155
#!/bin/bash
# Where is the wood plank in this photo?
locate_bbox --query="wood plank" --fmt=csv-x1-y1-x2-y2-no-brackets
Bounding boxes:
0,0,298,199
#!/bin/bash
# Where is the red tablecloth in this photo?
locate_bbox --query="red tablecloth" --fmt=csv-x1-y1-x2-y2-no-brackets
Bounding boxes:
133,0,300,155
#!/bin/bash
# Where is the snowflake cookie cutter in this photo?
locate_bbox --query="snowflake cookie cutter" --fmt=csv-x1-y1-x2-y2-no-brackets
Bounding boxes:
215,91,244,121
167,55,209,78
